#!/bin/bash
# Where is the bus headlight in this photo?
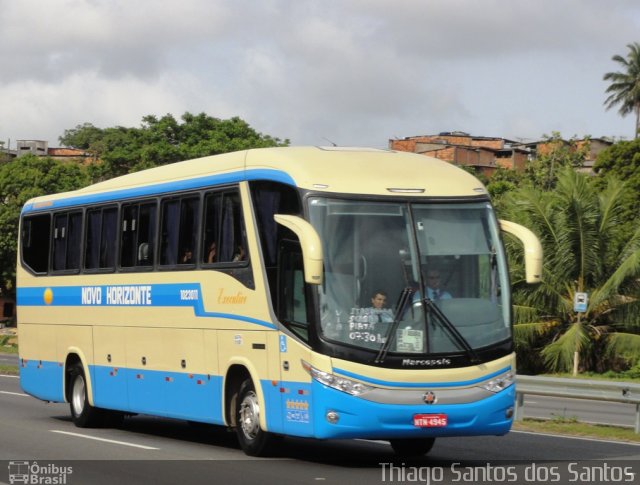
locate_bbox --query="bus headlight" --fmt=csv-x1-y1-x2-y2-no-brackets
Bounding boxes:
481,371,514,393
302,360,373,396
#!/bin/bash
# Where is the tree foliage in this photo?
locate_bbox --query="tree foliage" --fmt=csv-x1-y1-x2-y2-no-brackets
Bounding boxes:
59,112,289,179
488,133,589,210
0,155,91,296
523,132,589,190
500,167,640,374
594,137,640,190
603,42,640,139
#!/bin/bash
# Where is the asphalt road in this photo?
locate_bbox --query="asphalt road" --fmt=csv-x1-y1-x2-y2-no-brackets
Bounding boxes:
0,354,18,366
521,394,638,428
1,375,639,485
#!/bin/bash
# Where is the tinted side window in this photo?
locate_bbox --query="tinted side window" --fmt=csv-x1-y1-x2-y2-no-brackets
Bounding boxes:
121,202,156,268
160,196,199,267
53,211,82,272
85,207,117,270
278,243,309,342
21,214,51,273
203,191,247,264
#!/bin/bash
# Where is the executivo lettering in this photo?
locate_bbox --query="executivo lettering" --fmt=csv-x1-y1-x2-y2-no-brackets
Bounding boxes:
402,358,452,367
217,289,247,304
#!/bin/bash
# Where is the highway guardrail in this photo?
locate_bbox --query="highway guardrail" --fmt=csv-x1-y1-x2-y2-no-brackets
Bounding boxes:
515,375,640,433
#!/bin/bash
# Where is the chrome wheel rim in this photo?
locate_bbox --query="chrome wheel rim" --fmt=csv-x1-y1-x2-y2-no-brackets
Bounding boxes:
239,390,260,440
72,374,85,416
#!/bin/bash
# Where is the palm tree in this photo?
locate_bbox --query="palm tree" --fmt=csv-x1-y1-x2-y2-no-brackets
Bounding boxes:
604,42,640,139
501,168,640,374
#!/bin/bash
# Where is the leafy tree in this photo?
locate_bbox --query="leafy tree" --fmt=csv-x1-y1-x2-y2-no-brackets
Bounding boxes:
592,138,640,256
59,112,290,179
593,137,640,190
500,167,640,374
486,166,526,202
524,132,589,190
603,42,640,139
0,155,91,297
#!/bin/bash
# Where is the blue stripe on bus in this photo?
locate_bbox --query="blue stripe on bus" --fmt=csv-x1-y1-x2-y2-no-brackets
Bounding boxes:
20,359,514,439
20,360,65,402
21,168,296,214
19,359,296,432
17,284,277,329
92,365,225,423
332,365,512,388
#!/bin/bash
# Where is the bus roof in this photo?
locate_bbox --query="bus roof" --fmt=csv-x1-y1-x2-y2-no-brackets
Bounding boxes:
22,146,488,213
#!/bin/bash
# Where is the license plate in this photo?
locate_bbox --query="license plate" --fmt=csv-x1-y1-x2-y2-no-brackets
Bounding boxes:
413,413,448,428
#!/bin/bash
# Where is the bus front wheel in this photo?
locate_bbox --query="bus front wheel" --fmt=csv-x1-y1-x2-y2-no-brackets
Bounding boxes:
235,379,274,456
389,437,436,456
68,363,104,428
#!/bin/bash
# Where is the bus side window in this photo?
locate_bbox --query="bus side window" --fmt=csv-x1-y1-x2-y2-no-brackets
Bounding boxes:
160,196,199,267
278,241,310,342
85,207,118,270
138,203,156,265
121,202,156,268
21,214,51,274
203,190,247,264
53,211,82,272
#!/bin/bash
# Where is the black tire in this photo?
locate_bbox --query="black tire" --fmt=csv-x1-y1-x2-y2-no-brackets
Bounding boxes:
235,379,275,456
389,437,436,457
68,363,105,428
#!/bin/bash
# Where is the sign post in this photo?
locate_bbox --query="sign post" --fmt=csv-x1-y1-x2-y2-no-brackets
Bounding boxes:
573,292,588,376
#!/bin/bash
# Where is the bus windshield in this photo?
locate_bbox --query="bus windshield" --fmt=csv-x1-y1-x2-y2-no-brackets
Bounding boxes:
308,198,511,356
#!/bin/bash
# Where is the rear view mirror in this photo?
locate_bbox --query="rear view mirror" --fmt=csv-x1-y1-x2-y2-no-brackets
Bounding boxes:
499,219,543,284
274,215,323,285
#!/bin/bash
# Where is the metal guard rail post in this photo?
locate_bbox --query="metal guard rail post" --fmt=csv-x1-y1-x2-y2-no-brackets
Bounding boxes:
515,375,640,433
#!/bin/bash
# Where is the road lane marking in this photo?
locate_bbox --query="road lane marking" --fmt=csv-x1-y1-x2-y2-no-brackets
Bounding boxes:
0,390,29,397
0,374,19,379
512,429,640,446
50,430,159,450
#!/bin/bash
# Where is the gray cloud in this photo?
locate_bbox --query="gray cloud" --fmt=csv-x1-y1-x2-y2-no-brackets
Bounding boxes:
1,0,638,147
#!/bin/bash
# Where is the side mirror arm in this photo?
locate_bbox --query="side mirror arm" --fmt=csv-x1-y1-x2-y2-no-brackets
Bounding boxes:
274,214,323,285
499,219,543,284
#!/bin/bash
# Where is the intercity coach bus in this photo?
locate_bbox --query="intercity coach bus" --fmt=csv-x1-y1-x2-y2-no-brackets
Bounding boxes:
17,146,542,456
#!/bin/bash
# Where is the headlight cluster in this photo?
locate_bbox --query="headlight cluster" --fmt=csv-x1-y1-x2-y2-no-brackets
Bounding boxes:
481,371,514,393
302,360,373,396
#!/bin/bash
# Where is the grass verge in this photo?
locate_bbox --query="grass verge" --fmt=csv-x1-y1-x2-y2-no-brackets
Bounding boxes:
0,364,19,376
513,418,640,443
0,334,18,354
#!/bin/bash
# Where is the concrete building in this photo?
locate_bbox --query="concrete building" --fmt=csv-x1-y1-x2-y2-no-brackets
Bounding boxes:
1,140,89,162
390,132,613,177
389,132,531,177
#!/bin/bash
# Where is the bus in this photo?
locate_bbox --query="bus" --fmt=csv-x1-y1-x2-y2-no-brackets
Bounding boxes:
17,146,542,457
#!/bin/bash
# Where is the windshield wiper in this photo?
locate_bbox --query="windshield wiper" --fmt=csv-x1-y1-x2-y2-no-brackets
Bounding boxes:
374,287,414,364
422,297,481,364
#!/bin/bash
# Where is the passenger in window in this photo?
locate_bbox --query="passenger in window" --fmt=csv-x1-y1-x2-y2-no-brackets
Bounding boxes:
206,242,217,263
233,245,246,262
181,248,193,264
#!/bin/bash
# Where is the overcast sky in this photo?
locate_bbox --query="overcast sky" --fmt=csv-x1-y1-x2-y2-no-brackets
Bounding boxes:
1,0,639,149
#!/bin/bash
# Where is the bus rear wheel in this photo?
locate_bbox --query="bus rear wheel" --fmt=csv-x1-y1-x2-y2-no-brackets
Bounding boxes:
389,437,436,457
68,363,105,428
235,378,275,456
